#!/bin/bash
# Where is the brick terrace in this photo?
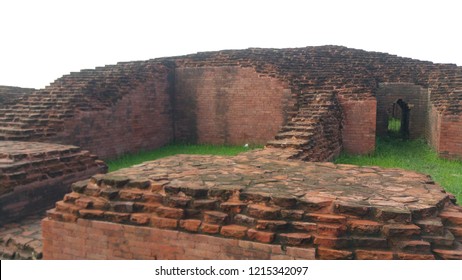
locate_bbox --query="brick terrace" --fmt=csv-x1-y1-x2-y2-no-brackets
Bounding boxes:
0,141,106,224
42,148,462,259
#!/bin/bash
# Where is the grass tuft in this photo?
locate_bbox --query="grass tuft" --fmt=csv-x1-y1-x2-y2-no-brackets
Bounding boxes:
335,137,462,205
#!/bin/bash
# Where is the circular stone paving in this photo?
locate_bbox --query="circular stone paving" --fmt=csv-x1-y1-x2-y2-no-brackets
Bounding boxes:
48,148,462,259
104,148,449,221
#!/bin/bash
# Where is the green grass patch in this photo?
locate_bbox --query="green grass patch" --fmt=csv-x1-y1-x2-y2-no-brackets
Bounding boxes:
107,143,261,172
335,137,462,204
388,117,401,133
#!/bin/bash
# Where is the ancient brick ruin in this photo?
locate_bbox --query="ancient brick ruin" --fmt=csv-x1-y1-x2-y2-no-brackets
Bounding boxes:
1,46,462,259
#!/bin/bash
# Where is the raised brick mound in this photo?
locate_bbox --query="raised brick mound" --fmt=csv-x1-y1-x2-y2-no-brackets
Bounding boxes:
42,148,462,259
0,141,107,224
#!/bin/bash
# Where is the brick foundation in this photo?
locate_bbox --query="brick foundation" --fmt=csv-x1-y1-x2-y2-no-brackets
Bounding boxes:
41,219,315,260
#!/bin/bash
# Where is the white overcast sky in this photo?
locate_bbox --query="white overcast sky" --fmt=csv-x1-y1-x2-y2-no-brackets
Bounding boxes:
1,0,461,89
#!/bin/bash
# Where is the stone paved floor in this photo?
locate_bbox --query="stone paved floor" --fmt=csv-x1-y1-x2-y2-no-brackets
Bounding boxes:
0,212,44,259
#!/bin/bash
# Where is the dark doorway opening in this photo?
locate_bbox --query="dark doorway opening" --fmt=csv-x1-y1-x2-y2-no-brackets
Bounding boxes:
387,99,410,139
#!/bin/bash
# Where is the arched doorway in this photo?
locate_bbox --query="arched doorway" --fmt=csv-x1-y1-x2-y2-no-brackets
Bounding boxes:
387,99,410,139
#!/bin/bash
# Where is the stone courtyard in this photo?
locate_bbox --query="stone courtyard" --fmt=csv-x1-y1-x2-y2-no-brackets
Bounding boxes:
1,46,462,259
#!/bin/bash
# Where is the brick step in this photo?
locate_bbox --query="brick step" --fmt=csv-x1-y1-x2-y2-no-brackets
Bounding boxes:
0,127,35,135
291,115,323,121
0,133,29,141
281,124,317,132
266,138,309,149
0,121,30,128
275,131,314,140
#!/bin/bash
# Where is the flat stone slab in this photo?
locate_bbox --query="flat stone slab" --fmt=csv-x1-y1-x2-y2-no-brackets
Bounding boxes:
45,148,462,259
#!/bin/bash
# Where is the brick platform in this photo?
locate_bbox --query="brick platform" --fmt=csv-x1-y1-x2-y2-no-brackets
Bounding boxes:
43,148,462,259
0,141,107,224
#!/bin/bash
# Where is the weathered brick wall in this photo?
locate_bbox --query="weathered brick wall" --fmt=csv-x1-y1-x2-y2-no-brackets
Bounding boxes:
0,141,107,225
174,66,293,145
57,66,174,159
439,114,462,160
376,83,430,139
42,219,315,260
338,97,376,154
0,62,174,159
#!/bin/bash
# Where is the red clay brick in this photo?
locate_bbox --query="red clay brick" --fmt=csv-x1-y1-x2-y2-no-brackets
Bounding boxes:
130,213,151,225
317,224,347,237
179,219,202,232
221,225,248,239
200,223,220,234
203,211,228,224
247,204,280,219
278,233,312,246
348,219,382,235
383,224,420,237
156,206,184,219
317,247,353,260
151,216,178,229
355,250,393,260
247,229,275,243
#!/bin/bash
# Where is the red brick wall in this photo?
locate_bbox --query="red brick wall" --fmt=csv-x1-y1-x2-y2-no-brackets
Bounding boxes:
174,66,292,145
439,114,462,160
57,68,174,159
339,98,376,154
42,219,315,260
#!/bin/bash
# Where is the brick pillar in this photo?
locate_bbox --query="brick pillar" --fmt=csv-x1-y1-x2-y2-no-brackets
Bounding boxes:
339,98,377,155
